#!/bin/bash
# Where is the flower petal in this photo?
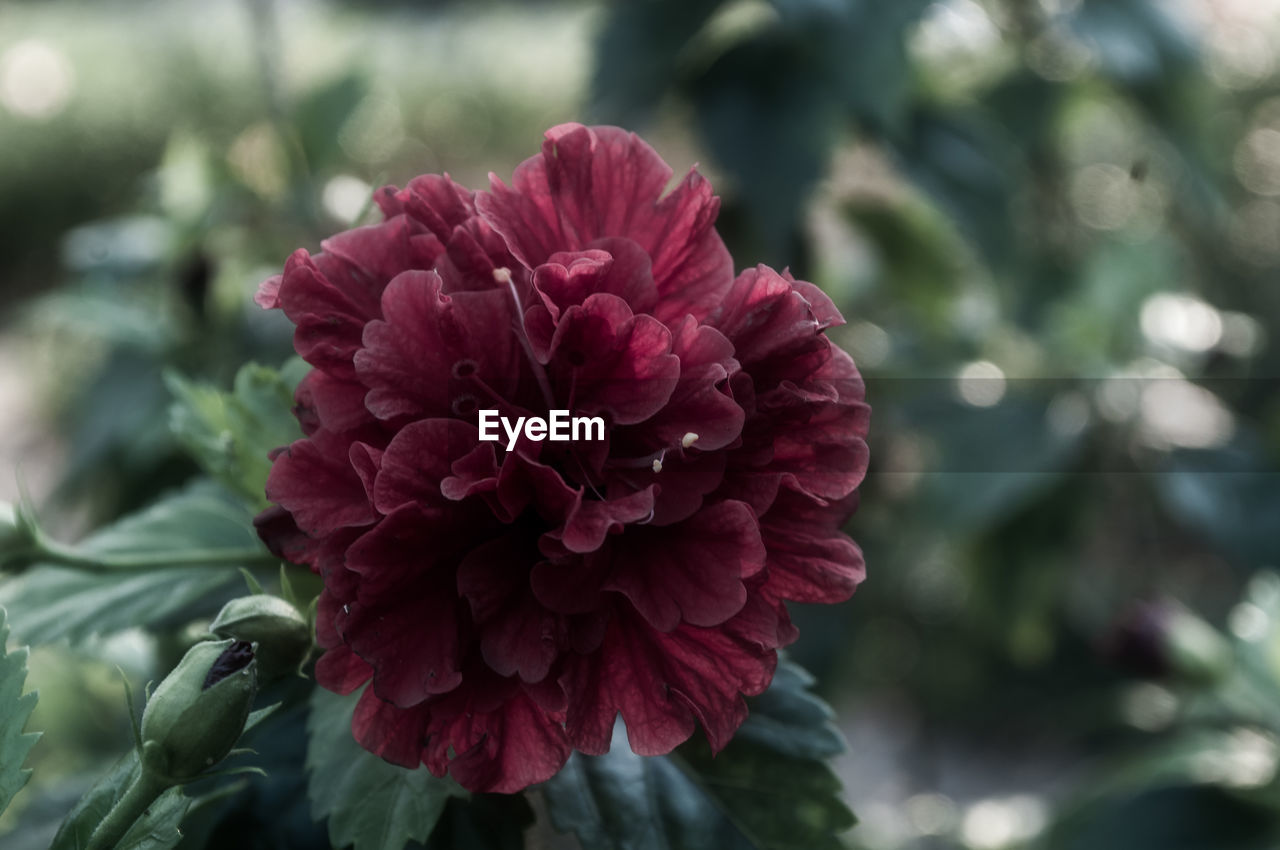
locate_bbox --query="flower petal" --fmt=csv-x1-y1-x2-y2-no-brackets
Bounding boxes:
604,500,763,631
544,293,680,425
373,418,484,514
563,604,775,756
356,270,521,422
264,431,376,536
343,572,464,706
430,687,571,793
478,123,733,323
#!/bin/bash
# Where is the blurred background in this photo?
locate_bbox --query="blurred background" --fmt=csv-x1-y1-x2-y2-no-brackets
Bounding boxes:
2,0,1280,847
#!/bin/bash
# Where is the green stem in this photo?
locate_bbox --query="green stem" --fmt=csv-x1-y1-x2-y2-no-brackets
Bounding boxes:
36,538,276,573
85,768,171,850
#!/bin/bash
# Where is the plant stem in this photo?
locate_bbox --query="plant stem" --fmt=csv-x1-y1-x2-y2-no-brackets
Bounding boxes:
85,769,171,850
36,537,276,573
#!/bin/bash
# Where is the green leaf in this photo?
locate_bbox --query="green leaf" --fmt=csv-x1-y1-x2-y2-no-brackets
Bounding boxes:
844,198,967,328
891,107,1019,270
50,751,189,850
768,0,930,133
114,787,189,850
589,0,725,124
306,687,467,850
541,659,854,850
725,661,845,760
1157,437,1280,569
1068,0,1197,84
691,33,844,266
293,73,370,173
905,395,1088,532
0,606,39,817
0,481,260,644
166,361,304,509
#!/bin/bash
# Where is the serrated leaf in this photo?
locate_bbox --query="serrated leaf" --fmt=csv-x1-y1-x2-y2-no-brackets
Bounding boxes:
306,687,467,850
542,659,854,850
0,481,261,644
166,361,304,509
50,750,189,850
0,606,40,817
728,661,845,760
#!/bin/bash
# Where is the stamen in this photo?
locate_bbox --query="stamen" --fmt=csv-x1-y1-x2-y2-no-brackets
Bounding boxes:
498,266,557,411
608,447,669,471
681,432,699,449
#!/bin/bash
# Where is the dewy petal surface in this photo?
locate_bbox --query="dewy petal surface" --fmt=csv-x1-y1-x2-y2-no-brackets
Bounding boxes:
254,124,869,793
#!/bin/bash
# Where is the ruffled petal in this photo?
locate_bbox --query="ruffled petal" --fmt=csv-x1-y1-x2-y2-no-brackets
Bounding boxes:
428,687,571,793
563,604,775,756
356,270,521,422
344,577,464,706
477,123,733,323
373,419,483,514
352,686,432,769
604,500,764,631
543,293,680,425
264,431,376,537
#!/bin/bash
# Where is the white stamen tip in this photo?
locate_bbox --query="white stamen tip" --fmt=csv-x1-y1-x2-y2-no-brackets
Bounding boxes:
493,267,513,284
651,459,663,473
681,432,699,449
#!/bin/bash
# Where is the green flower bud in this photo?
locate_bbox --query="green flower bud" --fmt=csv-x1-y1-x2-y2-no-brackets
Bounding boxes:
209,594,311,678
140,638,257,781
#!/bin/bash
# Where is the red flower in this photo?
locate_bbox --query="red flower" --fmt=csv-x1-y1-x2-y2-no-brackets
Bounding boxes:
255,124,869,792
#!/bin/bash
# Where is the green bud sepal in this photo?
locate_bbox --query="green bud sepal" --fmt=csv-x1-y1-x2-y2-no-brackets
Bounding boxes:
85,639,262,850
139,638,259,782
210,593,312,679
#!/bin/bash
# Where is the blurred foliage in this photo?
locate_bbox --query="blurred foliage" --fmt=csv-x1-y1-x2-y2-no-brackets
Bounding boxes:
1,0,1279,847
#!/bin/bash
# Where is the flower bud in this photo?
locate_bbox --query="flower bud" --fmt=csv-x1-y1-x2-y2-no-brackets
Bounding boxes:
209,595,311,678
140,639,257,780
1105,600,1232,686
